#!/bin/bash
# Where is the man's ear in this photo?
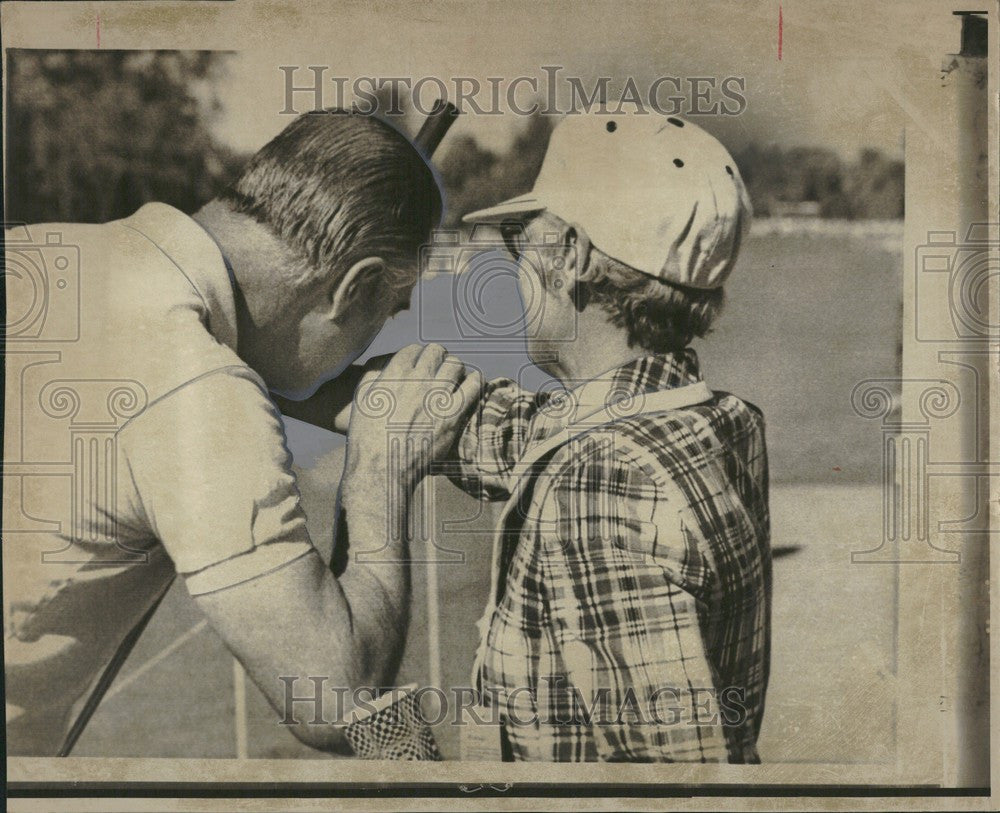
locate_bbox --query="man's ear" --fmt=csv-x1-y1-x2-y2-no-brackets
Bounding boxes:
330,257,385,322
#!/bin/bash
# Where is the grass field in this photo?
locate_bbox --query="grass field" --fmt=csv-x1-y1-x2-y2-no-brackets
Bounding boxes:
75,223,902,761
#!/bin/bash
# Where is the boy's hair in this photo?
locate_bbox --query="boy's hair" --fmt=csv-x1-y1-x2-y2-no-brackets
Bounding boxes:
576,247,725,352
221,109,442,290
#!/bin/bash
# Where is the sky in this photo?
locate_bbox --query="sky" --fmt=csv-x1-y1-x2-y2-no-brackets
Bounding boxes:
202,1,964,161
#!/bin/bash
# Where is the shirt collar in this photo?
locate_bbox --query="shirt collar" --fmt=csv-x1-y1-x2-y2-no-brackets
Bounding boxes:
120,202,240,353
537,348,704,428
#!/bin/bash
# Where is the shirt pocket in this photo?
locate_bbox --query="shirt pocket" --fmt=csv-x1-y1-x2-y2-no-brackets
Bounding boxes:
612,508,712,598
607,514,661,561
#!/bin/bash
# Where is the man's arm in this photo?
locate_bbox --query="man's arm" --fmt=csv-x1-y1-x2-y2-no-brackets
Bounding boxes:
122,349,478,753
536,439,730,762
195,505,409,753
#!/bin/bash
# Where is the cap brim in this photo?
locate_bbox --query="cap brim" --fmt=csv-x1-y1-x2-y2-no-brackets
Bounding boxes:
461,194,546,224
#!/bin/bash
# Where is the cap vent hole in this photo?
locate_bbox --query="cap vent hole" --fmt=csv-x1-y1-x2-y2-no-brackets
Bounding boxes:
606,121,617,132
673,158,684,168
667,117,684,127
725,165,734,176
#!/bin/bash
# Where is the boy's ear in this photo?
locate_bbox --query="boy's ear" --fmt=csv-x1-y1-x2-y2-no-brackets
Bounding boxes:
561,222,593,312
562,222,593,283
330,257,385,322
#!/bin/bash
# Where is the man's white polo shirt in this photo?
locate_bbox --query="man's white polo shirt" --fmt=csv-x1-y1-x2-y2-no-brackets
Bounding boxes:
4,203,315,754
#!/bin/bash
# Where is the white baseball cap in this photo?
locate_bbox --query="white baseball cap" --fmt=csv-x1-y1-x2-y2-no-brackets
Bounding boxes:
462,113,752,290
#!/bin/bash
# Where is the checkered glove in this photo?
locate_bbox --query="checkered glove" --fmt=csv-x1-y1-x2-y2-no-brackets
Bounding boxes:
344,685,442,761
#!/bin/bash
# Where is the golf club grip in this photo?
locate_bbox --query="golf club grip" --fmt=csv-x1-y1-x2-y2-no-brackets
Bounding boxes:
414,100,459,156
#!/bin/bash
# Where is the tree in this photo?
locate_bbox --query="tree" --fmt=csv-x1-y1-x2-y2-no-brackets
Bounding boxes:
437,114,554,228
6,50,243,225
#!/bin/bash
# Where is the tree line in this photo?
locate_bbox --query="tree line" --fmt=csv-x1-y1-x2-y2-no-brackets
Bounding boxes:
6,51,903,228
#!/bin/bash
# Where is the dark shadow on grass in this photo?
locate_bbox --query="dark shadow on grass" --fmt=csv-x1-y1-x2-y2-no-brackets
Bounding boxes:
772,545,802,559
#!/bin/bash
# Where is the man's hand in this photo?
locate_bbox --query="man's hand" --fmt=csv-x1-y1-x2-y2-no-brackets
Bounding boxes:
340,344,482,512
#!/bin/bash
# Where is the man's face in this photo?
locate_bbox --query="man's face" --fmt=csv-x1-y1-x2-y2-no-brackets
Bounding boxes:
502,214,578,375
266,263,418,399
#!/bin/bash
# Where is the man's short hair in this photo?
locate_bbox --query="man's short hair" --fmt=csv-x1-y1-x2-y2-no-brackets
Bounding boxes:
222,109,442,289
576,247,725,353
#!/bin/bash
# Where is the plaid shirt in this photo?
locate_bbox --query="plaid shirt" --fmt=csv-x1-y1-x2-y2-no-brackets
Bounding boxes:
449,350,771,762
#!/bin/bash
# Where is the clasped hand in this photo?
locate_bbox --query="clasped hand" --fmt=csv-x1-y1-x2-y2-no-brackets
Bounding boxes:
339,344,482,513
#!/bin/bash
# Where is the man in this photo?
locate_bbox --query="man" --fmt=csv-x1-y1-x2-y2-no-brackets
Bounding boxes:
323,112,769,761
3,109,477,755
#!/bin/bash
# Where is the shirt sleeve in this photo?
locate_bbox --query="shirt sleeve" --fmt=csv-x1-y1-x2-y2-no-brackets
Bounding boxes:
536,438,730,762
120,367,315,597
447,377,551,501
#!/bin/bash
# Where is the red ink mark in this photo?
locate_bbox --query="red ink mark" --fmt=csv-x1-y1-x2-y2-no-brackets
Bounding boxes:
778,5,783,60
96,14,101,48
